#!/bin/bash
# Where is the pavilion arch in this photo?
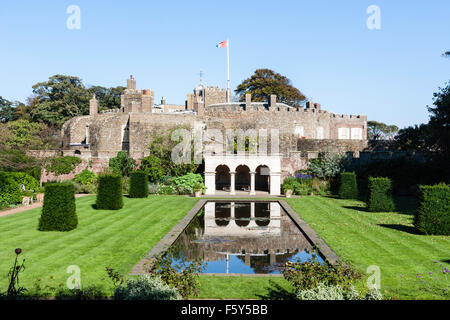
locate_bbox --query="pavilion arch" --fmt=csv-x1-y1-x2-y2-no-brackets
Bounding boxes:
255,165,270,192
235,165,250,191
215,165,231,191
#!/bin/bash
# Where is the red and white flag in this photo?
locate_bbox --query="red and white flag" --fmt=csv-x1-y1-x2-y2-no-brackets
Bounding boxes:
216,40,228,48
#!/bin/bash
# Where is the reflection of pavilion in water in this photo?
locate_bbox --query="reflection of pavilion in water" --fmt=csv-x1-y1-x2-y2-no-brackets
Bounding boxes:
171,202,316,273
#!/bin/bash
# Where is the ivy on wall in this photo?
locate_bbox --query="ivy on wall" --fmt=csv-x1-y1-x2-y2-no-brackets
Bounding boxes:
45,156,82,176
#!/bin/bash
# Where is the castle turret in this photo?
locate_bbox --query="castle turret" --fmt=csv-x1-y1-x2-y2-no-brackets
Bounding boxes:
89,94,98,115
127,75,136,89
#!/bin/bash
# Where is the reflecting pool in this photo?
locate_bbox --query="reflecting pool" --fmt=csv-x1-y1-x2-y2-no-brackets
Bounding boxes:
166,201,324,274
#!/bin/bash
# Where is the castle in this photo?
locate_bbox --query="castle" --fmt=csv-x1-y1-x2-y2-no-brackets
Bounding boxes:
61,76,368,195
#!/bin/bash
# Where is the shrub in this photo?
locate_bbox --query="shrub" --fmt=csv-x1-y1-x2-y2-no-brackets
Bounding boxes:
414,183,450,235
114,275,181,300
282,177,297,193
73,169,97,194
307,152,344,180
0,172,23,206
283,258,361,292
147,253,203,299
297,283,382,300
367,177,395,212
38,182,77,231
73,169,96,185
140,155,165,183
109,151,136,177
45,156,82,175
96,174,123,210
339,172,358,199
171,173,204,195
129,171,149,198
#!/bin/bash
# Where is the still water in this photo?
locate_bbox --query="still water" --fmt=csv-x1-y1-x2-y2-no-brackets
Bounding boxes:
167,201,324,274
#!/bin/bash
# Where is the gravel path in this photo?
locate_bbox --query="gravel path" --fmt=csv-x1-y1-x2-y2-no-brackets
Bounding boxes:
0,194,92,218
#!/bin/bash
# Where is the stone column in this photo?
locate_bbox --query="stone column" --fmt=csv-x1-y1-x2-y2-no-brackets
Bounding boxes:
204,171,216,195
250,171,256,195
250,202,255,219
269,172,281,196
230,171,236,195
85,124,89,145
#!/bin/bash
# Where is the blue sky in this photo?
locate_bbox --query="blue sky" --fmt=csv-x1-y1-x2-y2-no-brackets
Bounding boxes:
0,0,449,128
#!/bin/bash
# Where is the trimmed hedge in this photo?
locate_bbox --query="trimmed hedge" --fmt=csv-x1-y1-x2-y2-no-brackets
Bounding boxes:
129,171,149,198
96,174,123,210
367,177,395,212
339,172,358,199
38,182,77,231
414,184,450,235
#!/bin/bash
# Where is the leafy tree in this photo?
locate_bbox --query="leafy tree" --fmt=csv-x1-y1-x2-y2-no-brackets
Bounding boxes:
88,85,125,112
30,75,91,127
235,69,306,108
0,97,16,123
307,152,344,180
367,121,399,140
109,151,137,177
395,82,450,157
395,124,431,152
428,82,450,157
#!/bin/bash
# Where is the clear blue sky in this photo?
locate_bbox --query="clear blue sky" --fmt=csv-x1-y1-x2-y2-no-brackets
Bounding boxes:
0,0,449,128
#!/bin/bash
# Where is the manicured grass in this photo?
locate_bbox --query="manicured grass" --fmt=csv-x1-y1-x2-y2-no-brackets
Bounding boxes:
197,276,294,299
0,195,198,296
286,196,450,300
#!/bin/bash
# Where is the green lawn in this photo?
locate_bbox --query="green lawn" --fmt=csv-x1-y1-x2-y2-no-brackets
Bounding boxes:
0,195,198,296
286,196,450,300
1,195,448,299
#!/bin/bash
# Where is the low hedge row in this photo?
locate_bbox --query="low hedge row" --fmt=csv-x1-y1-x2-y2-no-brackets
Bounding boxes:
338,172,358,199
129,171,148,198
96,174,123,210
414,184,450,235
38,182,77,231
367,177,395,212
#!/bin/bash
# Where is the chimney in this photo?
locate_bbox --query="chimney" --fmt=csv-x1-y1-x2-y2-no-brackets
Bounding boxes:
269,95,277,109
161,96,166,105
306,101,313,109
245,93,251,110
127,75,136,89
89,94,98,115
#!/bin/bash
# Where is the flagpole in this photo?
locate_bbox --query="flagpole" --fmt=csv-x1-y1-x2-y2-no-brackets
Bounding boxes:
227,37,230,103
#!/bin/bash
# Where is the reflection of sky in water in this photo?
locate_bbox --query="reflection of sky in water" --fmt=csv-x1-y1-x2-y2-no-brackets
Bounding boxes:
170,249,324,274
167,201,326,274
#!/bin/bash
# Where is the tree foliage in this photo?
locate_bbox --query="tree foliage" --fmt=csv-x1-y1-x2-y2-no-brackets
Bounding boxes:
395,82,450,159
28,75,125,127
367,121,398,140
235,69,306,108
30,75,91,127
109,151,137,177
140,128,199,181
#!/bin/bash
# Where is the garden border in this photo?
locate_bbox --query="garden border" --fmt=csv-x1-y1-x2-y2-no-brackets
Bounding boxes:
130,198,340,275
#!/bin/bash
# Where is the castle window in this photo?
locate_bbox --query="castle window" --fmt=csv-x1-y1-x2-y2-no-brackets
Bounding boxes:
338,128,350,139
351,128,362,140
294,125,304,136
316,127,324,139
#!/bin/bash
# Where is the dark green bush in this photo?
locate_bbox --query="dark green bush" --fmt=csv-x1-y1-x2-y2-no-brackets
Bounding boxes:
38,183,77,231
339,172,358,199
414,184,450,235
367,177,395,212
96,174,123,210
129,171,148,198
